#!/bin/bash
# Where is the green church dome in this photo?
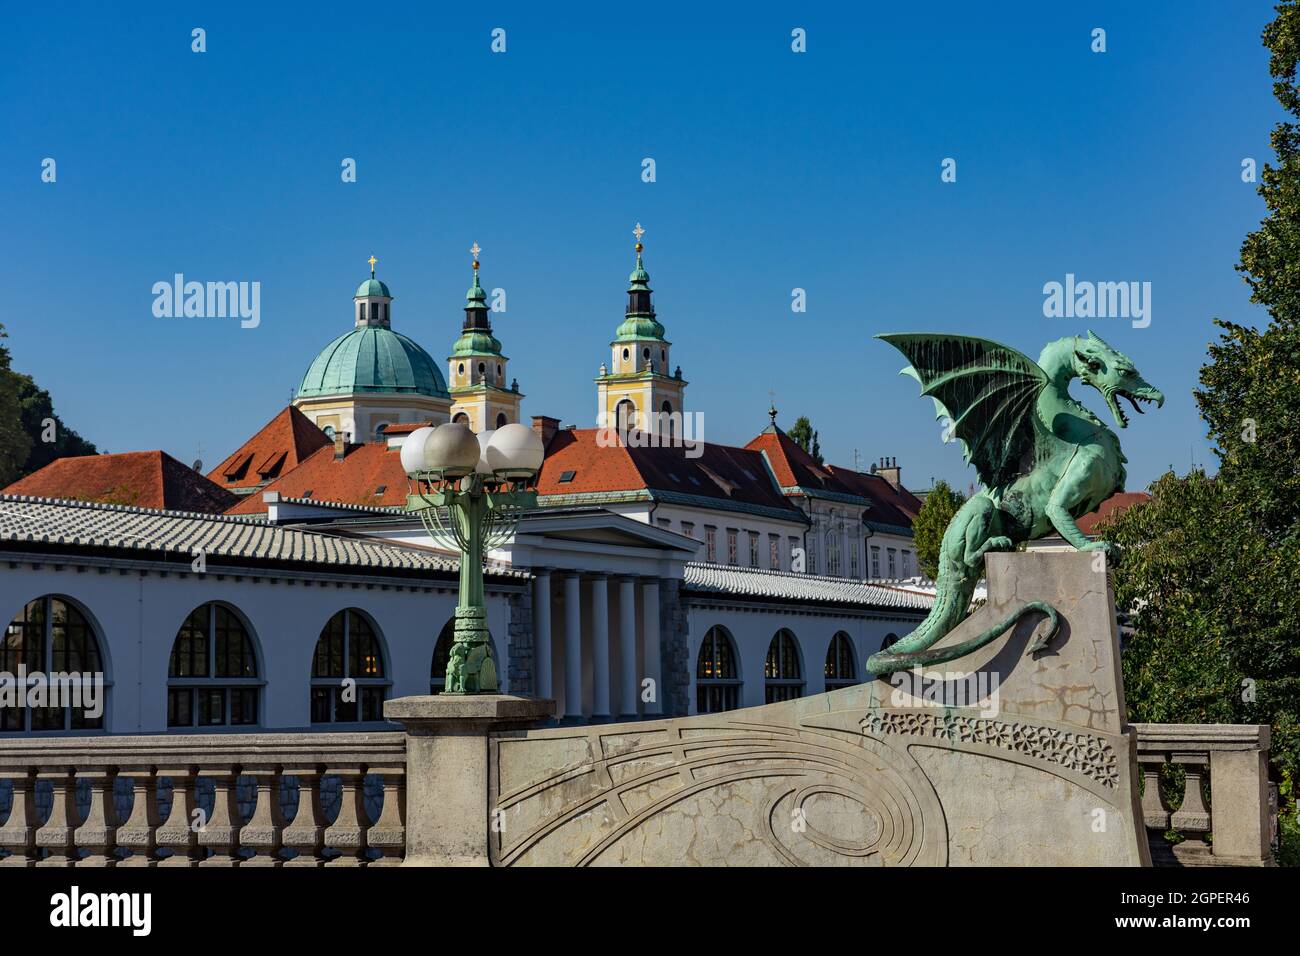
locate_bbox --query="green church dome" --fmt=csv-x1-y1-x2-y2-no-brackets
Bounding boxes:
355,277,392,298
298,326,450,399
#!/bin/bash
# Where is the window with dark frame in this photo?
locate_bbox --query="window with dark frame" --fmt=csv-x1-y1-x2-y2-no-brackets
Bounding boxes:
696,626,741,713
1,596,106,732
764,629,804,703
167,603,260,728
824,632,859,690
310,608,390,723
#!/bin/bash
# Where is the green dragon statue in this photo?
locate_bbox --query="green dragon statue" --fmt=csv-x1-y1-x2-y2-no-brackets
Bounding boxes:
866,330,1164,675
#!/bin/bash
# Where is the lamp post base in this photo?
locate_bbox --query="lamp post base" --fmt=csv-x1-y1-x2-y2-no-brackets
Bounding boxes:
445,605,498,694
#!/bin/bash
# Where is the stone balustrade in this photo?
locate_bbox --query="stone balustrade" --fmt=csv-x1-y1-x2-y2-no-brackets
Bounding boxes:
1133,723,1275,866
0,719,1279,867
0,732,405,867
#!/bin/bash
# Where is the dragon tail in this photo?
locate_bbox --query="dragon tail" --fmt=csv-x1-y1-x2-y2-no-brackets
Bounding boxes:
867,599,1060,675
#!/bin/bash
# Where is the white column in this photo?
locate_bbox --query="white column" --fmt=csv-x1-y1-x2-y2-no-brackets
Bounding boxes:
618,577,638,718
641,578,661,715
533,570,552,700
564,572,583,719
591,575,611,719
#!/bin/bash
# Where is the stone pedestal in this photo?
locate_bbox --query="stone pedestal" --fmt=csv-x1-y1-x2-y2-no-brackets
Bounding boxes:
384,695,555,867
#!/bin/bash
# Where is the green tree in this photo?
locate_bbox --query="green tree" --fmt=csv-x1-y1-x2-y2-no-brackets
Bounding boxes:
788,416,822,464
1104,2,1300,793
910,480,964,579
0,325,33,486
12,372,98,476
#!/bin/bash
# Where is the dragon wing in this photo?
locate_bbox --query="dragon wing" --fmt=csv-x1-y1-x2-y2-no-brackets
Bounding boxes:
877,333,1049,490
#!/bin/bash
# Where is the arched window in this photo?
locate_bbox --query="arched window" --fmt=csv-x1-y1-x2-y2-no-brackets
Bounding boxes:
322,425,336,441
430,618,497,694
824,632,858,691
1,596,106,731
881,633,900,651
374,422,390,442
167,603,259,728
453,412,470,425
765,629,804,703
615,399,637,438
696,626,741,714
495,412,507,429
659,400,675,442
310,609,390,723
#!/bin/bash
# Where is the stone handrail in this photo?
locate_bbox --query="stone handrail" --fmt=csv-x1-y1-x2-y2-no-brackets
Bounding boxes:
1133,723,1275,866
0,732,405,867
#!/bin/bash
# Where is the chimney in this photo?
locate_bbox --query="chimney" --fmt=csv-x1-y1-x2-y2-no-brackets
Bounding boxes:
876,456,902,490
532,415,560,449
333,431,348,460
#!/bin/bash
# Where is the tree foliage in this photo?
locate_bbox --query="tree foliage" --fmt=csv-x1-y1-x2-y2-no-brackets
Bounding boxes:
0,325,33,486
788,415,822,464
1104,2,1300,788
11,372,98,475
911,479,963,580
0,322,97,487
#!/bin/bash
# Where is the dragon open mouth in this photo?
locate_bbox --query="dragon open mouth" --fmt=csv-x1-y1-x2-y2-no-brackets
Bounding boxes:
1105,387,1164,428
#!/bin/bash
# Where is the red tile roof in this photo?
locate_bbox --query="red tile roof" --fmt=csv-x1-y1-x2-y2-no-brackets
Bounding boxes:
207,406,333,492
382,422,434,436
2,451,238,513
1076,491,1150,536
745,427,921,531
225,442,411,515
536,429,802,517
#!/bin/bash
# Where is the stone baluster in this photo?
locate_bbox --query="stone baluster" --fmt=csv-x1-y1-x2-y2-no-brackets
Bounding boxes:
155,766,202,866
323,766,369,866
198,769,244,866
35,768,80,867
73,769,120,866
281,767,327,866
0,769,39,867
1209,745,1273,865
1171,753,1212,857
1138,755,1172,830
366,766,406,866
116,767,161,867
240,765,285,867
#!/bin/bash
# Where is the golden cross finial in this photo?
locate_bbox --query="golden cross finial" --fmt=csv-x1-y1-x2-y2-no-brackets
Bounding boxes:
633,222,645,253
367,255,377,276
470,242,481,270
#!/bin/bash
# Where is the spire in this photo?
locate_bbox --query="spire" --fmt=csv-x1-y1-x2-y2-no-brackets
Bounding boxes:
463,241,490,330
452,241,502,357
627,222,652,310
616,222,665,342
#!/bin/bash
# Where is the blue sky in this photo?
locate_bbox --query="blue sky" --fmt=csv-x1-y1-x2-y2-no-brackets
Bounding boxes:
0,1,1284,493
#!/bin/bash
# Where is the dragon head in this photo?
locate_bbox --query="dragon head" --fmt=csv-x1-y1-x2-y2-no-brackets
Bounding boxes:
1072,330,1165,428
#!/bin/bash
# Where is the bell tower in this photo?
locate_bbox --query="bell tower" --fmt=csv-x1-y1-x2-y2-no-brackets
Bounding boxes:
447,243,523,433
595,223,687,437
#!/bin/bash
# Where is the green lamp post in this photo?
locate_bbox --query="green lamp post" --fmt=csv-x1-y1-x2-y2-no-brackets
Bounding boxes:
403,420,544,694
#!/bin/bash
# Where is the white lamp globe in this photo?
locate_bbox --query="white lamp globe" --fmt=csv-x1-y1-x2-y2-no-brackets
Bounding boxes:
486,423,545,477
426,422,481,477
399,426,437,476
475,430,497,474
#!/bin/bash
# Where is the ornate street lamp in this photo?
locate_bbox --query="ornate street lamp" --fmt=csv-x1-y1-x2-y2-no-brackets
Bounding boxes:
403,422,545,694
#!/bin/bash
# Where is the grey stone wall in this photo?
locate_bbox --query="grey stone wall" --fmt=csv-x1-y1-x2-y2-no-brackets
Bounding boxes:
659,578,691,717
507,587,534,696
